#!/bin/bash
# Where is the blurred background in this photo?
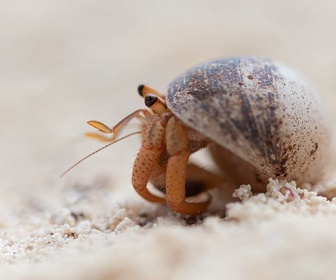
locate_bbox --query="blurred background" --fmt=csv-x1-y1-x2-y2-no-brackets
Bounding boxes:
1,0,336,219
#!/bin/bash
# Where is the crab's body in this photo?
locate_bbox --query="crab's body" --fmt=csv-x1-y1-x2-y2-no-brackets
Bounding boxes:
132,100,223,214
87,57,332,215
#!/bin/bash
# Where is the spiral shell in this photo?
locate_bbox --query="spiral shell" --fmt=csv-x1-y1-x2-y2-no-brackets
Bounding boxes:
167,57,332,190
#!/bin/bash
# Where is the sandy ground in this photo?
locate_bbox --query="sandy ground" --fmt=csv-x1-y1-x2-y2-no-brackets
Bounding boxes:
1,0,336,279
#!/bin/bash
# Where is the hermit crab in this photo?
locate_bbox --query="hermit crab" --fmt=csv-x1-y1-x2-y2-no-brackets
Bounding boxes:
68,57,333,215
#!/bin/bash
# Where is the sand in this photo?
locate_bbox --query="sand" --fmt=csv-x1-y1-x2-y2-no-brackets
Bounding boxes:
1,1,336,279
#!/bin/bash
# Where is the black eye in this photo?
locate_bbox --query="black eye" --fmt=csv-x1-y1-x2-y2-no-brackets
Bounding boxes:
144,94,158,108
137,84,144,96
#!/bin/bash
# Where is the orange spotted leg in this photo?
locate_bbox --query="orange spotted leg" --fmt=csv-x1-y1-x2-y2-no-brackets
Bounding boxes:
131,116,167,203
165,117,213,215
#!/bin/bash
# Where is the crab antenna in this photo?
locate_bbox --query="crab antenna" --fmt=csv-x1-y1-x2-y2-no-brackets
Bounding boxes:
87,121,112,133
60,131,141,177
88,109,146,140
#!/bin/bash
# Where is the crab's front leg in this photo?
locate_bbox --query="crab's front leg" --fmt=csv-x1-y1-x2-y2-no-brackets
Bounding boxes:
132,117,167,203
165,117,211,215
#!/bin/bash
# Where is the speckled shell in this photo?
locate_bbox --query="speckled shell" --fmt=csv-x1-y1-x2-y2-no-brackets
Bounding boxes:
167,57,331,188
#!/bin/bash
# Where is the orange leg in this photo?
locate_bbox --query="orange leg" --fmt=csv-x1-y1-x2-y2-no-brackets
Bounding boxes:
131,116,167,204
166,153,211,214
132,148,166,203
165,117,211,215
148,160,223,199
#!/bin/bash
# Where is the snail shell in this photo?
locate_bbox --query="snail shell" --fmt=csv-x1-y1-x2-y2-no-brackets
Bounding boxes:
166,57,332,191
